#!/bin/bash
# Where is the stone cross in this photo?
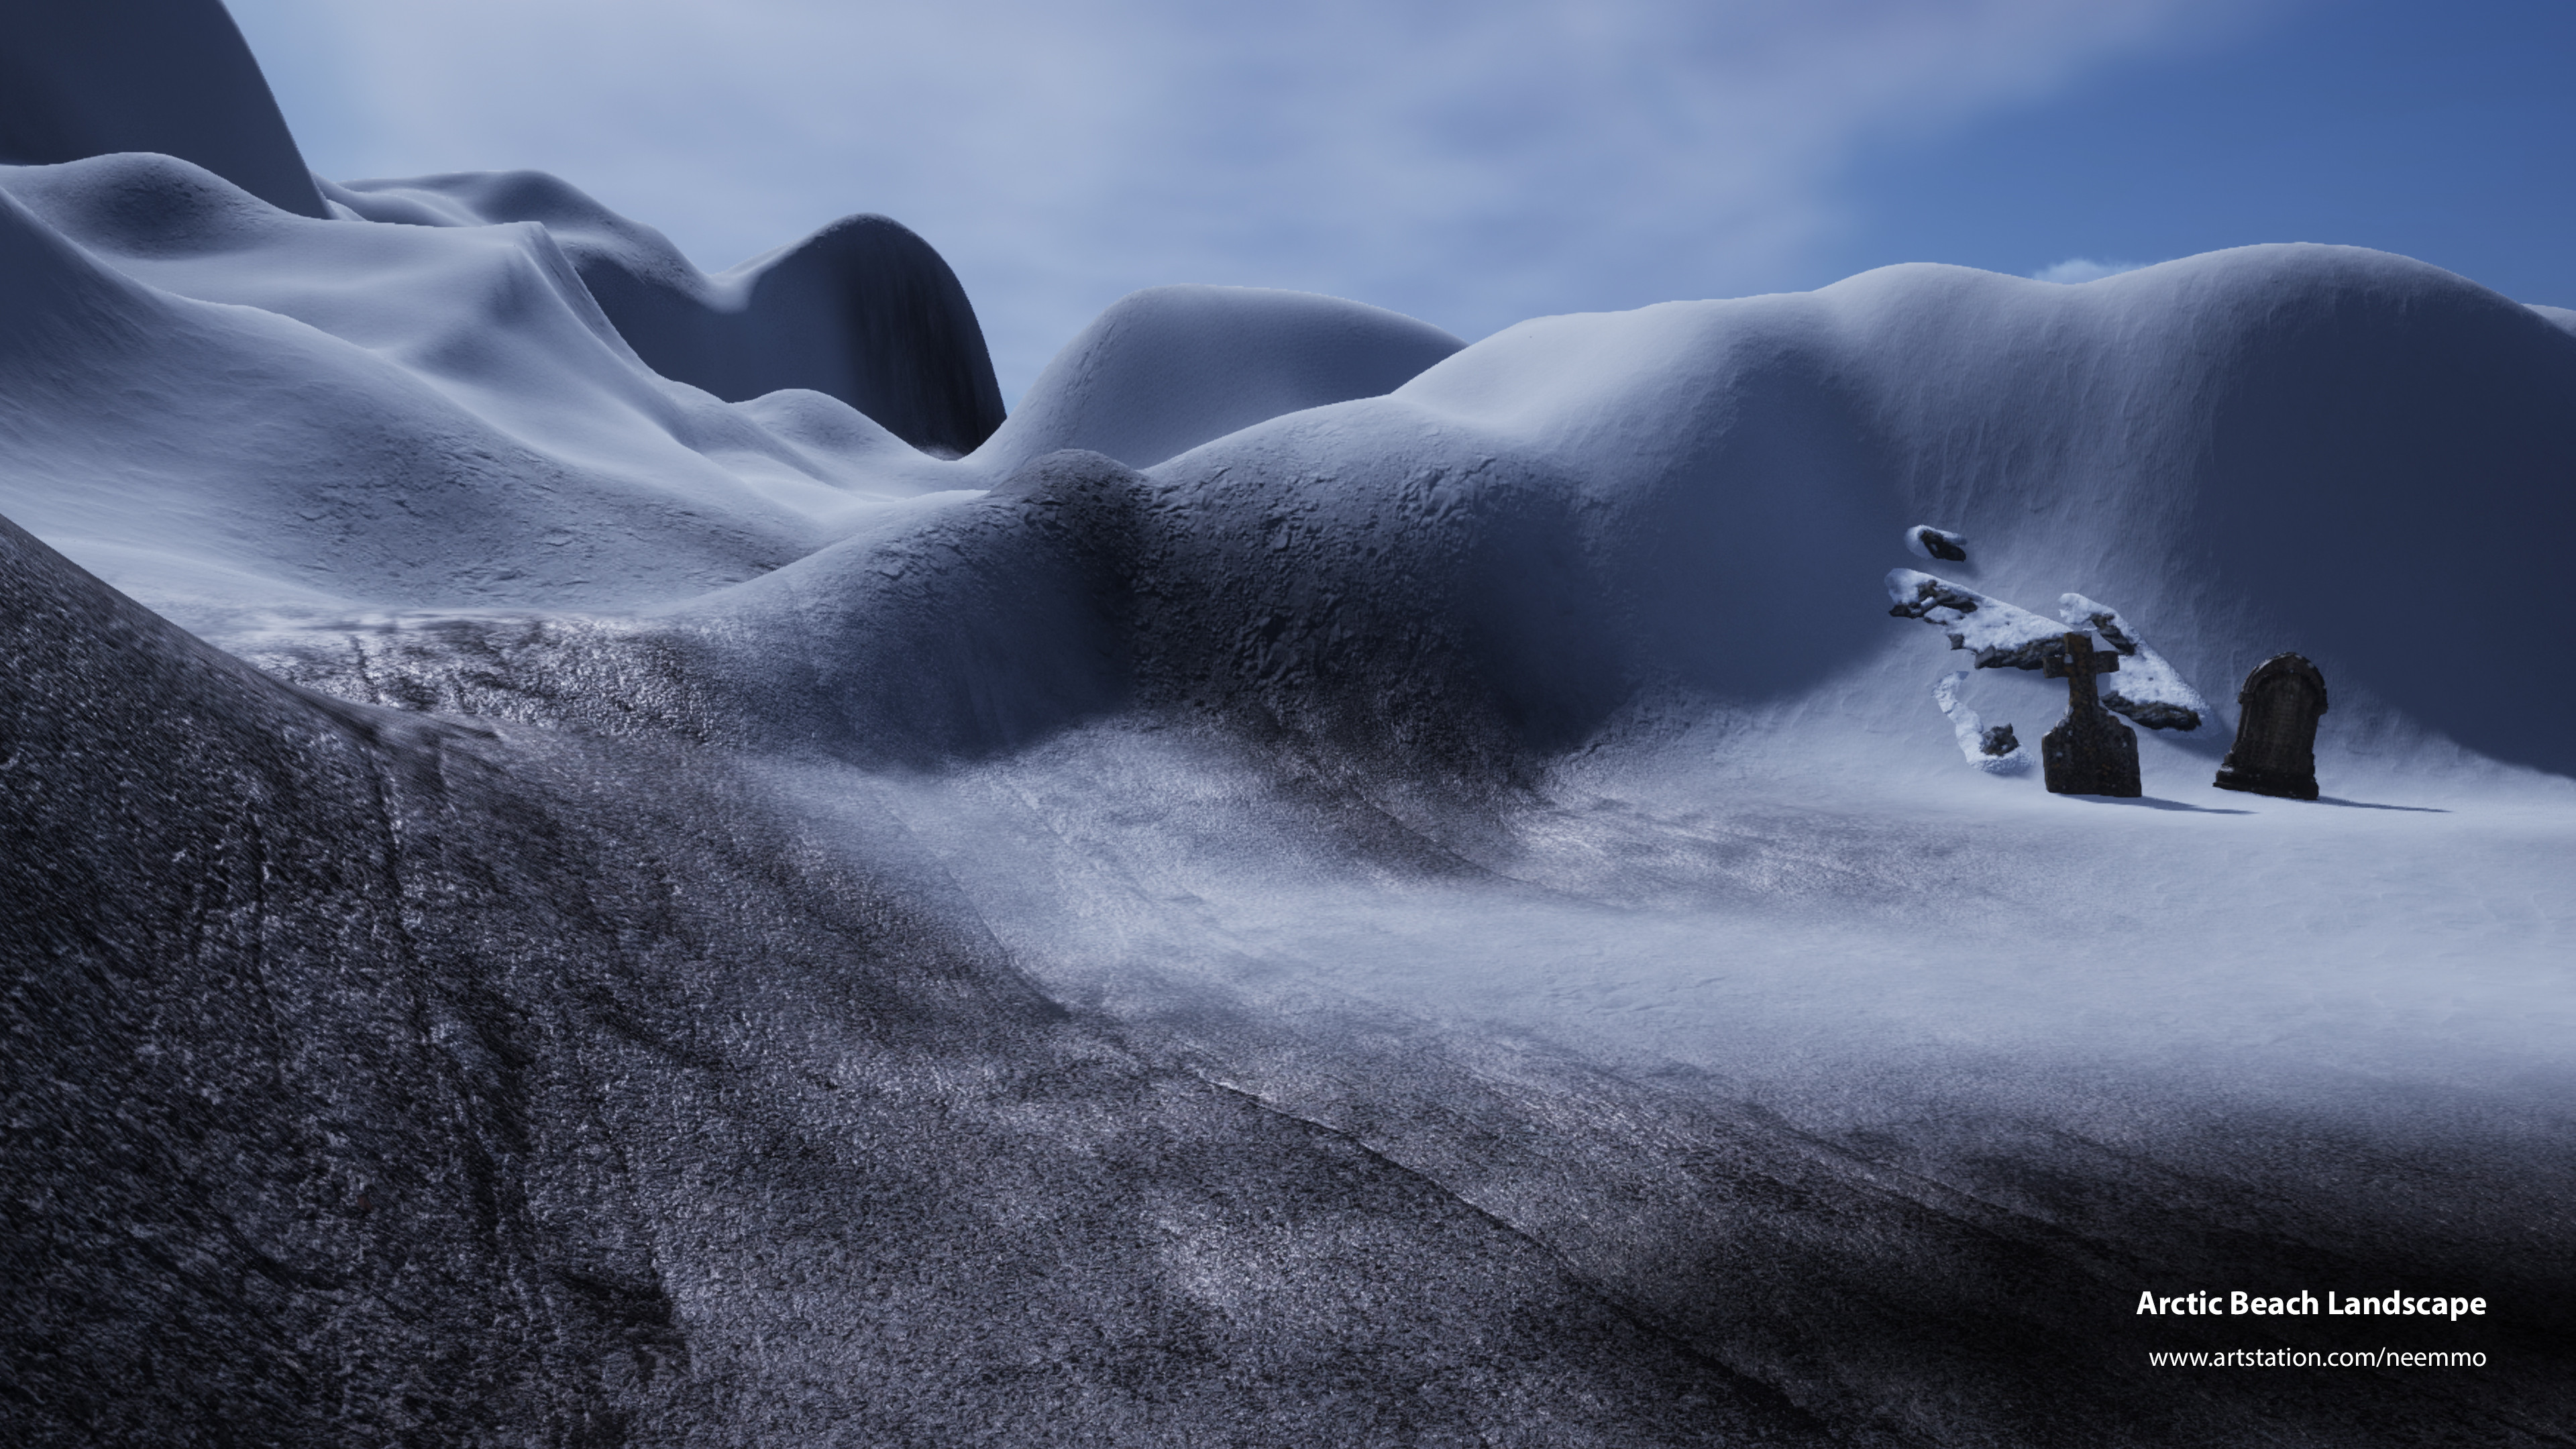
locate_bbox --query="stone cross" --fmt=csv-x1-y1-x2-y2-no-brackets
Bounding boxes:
2041,632,2141,797
2213,654,2328,800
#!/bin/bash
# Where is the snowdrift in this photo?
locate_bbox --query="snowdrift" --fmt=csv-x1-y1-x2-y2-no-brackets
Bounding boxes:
0,0,326,217
3,511,1795,1446
5,12,2575,1445
325,170,1008,456
975,284,1468,473
10,138,2570,777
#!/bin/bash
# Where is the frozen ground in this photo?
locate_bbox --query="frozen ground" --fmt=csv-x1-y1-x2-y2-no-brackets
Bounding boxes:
4,7,2573,1444
848,719,2576,1100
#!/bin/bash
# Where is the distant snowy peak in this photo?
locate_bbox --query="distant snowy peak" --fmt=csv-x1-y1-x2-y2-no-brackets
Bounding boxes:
326,171,1006,457
0,0,325,219
1904,525,1970,562
0,0,1007,455
979,285,1467,473
0,150,971,621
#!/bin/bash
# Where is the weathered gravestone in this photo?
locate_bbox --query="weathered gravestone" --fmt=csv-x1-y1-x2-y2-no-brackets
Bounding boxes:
2213,653,2328,800
2041,632,2141,797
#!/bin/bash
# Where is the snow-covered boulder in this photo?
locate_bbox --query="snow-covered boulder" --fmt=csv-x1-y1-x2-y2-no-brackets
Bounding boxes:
1934,669,2029,773
1885,569,2068,670
1904,524,1969,561
2059,592,2208,731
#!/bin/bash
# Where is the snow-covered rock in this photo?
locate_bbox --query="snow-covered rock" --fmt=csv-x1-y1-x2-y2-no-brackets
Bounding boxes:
1885,569,2070,670
2059,591,2208,731
1934,669,2029,772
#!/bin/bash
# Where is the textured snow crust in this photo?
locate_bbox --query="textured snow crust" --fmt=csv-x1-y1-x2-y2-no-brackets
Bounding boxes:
6,57,2576,1446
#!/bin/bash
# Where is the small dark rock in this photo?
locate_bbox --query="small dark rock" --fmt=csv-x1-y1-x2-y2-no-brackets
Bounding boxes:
1907,525,1970,562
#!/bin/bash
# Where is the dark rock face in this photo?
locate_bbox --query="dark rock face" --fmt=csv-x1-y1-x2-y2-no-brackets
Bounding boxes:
2214,653,2328,800
0,0,328,219
2041,633,2142,797
0,515,1820,1446
11,507,2576,1446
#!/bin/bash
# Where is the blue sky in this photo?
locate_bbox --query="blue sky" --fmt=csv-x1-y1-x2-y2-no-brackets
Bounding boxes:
1823,0,2576,303
225,0,2575,405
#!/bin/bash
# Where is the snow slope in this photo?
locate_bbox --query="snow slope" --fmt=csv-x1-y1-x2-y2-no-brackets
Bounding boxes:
975,284,1467,473
0,0,326,218
3,16,2574,1445
323,170,1009,456
12,133,2569,779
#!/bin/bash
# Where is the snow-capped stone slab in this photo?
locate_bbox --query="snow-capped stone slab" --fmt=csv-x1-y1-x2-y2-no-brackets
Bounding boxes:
1884,569,2068,670
2058,592,2208,731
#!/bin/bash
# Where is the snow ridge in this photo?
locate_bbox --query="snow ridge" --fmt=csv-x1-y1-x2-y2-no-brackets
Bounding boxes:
325,170,1008,455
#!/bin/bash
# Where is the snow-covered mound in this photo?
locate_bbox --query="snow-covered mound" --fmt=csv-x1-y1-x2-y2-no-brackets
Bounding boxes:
0,153,971,627
1358,256,2576,776
15,146,2571,782
327,170,1008,456
976,284,1467,472
0,0,326,218
191,241,2576,786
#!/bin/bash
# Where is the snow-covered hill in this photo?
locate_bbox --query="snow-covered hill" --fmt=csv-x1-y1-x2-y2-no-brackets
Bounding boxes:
4,6,2571,1446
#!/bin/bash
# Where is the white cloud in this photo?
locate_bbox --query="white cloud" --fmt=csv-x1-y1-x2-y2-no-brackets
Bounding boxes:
230,0,2241,401
2032,257,2148,283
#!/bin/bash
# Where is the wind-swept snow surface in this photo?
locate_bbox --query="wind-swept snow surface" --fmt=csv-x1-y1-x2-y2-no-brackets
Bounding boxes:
0,0,326,217
5,19,2576,1445
322,170,1008,456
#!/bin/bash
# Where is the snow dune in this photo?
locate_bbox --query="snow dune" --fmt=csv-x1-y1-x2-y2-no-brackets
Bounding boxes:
324,169,1008,456
12,133,2571,785
0,0,327,217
